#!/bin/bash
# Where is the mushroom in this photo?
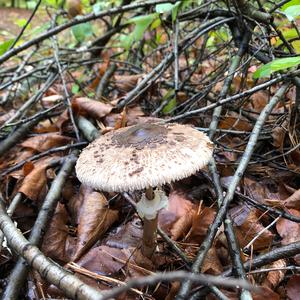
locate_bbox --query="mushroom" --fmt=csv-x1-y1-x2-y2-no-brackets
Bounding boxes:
75,123,213,258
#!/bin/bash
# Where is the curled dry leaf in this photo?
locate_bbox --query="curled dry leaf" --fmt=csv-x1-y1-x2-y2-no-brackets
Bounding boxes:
104,217,142,249
187,206,216,244
201,246,223,275
286,274,300,300
284,189,300,210
42,202,76,262
230,205,274,250
114,74,142,93
73,185,118,260
21,133,73,152
72,97,113,120
158,191,194,237
262,259,286,289
272,121,288,151
18,157,59,201
243,177,289,204
77,245,130,275
219,111,253,131
276,209,300,245
0,109,16,125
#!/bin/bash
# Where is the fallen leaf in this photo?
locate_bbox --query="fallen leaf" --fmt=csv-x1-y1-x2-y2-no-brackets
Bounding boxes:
287,274,300,300
73,185,119,260
187,206,216,244
18,162,48,201
21,133,72,152
103,217,142,249
114,74,142,93
284,189,300,210
42,202,76,262
262,259,286,289
230,205,274,250
276,209,300,245
201,246,223,275
219,112,252,131
72,97,113,120
77,245,130,275
158,191,194,236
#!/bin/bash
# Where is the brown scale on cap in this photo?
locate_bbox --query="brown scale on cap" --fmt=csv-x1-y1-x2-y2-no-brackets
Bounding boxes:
76,123,214,192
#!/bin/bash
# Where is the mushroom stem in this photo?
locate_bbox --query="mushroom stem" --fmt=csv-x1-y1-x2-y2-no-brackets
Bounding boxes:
142,187,158,258
145,186,154,200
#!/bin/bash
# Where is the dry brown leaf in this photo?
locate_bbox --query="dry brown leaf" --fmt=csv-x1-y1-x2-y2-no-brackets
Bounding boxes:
262,259,286,289
19,163,48,201
21,133,72,152
158,191,194,235
114,74,142,93
42,202,75,262
33,119,59,133
201,246,223,275
77,245,129,275
243,177,289,204
219,112,252,131
73,186,118,260
272,124,287,150
276,209,300,245
187,206,216,244
72,97,113,120
284,189,300,210
231,206,274,250
104,217,142,249
287,274,300,300
252,286,280,300
0,109,16,125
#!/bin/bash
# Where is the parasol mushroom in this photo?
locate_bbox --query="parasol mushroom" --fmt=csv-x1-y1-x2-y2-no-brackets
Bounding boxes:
75,123,213,258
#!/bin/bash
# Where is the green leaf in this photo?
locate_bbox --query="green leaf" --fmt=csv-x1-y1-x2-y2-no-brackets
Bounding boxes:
15,18,28,28
275,28,298,46
93,3,102,14
163,97,177,114
253,56,300,79
282,0,300,10
283,5,300,20
128,14,157,42
118,34,133,50
155,2,181,21
26,0,38,9
72,84,80,94
0,39,14,55
155,3,175,13
72,23,93,42
171,2,181,22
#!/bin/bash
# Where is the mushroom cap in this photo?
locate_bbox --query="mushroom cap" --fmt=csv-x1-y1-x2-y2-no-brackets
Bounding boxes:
76,123,213,192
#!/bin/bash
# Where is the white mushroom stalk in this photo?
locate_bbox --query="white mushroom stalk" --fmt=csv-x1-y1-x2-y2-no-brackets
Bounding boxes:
76,122,213,259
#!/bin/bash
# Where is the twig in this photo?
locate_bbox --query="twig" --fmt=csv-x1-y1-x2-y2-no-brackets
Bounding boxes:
0,116,42,157
0,197,103,300
0,72,58,128
51,16,80,141
176,83,290,299
0,142,87,177
2,153,78,300
96,63,117,99
9,0,42,49
117,17,235,109
100,271,257,300
0,0,177,65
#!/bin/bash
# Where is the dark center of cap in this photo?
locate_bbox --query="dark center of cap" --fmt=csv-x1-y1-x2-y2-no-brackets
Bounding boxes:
112,123,168,148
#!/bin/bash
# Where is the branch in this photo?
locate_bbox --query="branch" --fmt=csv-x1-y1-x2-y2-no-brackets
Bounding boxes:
0,199,103,300
2,153,79,299
176,83,290,299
